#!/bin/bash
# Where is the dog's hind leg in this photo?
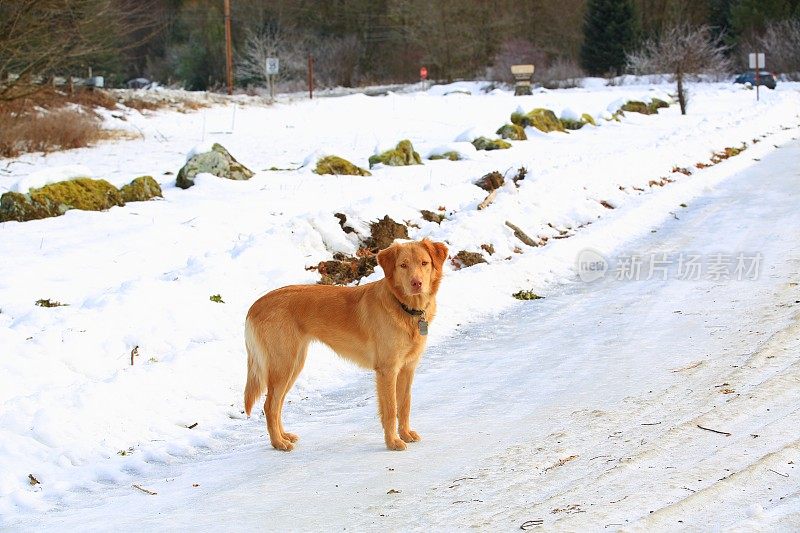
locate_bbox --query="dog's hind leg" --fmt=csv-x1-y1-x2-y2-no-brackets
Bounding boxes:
264,333,301,451
277,342,308,444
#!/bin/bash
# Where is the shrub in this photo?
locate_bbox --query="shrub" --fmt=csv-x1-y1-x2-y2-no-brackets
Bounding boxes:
0,108,104,158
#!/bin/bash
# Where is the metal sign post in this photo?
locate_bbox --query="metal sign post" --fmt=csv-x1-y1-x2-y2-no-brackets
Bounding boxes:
748,52,766,102
266,57,279,100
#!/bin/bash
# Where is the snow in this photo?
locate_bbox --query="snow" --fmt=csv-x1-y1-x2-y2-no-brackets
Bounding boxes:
1,79,800,528
7,165,94,193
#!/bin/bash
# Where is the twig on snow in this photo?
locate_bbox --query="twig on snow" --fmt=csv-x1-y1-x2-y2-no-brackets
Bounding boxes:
696,424,731,436
132,484,157,495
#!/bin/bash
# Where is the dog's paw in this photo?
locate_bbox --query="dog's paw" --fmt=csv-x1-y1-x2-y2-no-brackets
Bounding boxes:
385,437,407,451
399,429,421,443
283,432,299,443
271,438,295,451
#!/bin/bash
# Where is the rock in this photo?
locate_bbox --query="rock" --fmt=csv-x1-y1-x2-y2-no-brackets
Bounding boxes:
176,143,254,189
367,216,408,250
475,171,504,191
621,100,651,115
512,289,542,300
453,250,486,268
511,108,565,133
648,98,669,113
315,156,371,176
581,113,597,126
471,137,512,151
1,178,124,222
496,123,527,140
120,176,162,202
368,140,423,168
428,151,462,161
560,113,597,130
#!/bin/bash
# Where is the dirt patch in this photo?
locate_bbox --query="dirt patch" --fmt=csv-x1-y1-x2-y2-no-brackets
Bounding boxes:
452,250,487,269
475,171,504,191
367,216,408,251
421,210,445,224
316,250,378,285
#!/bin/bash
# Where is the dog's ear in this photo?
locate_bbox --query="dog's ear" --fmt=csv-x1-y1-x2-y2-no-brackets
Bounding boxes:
377,245,397,279
422,239,448,270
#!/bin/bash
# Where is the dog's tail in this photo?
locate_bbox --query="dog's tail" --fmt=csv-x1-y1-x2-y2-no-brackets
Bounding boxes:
244,317,268,417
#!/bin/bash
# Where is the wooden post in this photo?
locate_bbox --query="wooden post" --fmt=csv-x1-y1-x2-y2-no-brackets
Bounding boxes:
224,0,233,95
307,54,314,99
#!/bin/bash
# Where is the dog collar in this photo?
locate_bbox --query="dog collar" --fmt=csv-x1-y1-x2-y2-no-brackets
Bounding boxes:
399,302,425,316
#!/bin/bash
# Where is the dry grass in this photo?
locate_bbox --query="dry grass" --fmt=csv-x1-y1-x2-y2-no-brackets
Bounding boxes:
0,109,104,158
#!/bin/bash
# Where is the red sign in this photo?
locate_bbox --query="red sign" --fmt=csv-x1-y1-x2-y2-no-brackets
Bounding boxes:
420,66,428,80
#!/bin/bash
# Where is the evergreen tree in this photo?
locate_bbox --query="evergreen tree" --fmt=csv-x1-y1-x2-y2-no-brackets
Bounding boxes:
581,0,636,76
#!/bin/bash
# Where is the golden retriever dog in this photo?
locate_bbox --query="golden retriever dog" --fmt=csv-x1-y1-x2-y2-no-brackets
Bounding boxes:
244,239,448,451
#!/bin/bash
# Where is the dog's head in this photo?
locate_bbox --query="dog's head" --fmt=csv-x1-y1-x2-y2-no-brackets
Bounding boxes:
377,239,448,297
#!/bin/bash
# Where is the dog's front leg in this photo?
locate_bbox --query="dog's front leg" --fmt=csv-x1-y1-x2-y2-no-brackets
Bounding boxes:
376,366,406,450
397,362,421,443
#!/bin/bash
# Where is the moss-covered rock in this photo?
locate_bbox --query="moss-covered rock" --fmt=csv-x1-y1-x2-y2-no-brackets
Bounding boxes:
560,113,597,130
471,137,512,151
368,140,422,168
511,108,565,133
315,155,371,176
512,289,542,300
176,143,254,189
1,178,124,222
621,100,651,115
428,151,462,161
496,123,527,141
647,98,669,113
120,176,162,202
581,113,597,126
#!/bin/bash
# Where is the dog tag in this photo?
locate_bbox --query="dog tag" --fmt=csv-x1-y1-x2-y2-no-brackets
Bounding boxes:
418,319,428,336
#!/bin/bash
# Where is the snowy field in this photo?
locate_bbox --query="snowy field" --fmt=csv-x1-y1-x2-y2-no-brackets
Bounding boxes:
1,80,799,529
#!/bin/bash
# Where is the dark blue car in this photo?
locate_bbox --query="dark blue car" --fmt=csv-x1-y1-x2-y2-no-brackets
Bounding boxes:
734,71,777,89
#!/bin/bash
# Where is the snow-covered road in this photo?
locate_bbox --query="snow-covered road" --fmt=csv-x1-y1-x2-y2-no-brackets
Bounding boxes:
18,139,800,531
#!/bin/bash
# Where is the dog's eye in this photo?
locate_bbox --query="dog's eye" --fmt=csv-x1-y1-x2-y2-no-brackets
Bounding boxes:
421,261,429,266
400,263,408,269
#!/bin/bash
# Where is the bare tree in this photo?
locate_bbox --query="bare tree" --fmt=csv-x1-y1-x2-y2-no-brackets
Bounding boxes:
0,0,161,100
235,25,311,88
626,24,732,115
756,19,800,79
314,35,361,88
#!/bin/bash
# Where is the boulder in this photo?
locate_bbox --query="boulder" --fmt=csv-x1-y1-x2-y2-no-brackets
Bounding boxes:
496,123,527,140
0,178,123,222
648,98,670,113
471,137,511,151
315,155,371,176
621,100,651,115
368,140,422,168
176,143,254,189
511,108,565,133
120,176,162,202
428,151,462,161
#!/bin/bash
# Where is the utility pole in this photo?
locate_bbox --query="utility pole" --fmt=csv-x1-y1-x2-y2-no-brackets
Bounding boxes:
224,0,233,95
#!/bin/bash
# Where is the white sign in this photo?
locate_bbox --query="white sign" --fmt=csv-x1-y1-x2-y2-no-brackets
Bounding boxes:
748,53,765,69
266,57,279,75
